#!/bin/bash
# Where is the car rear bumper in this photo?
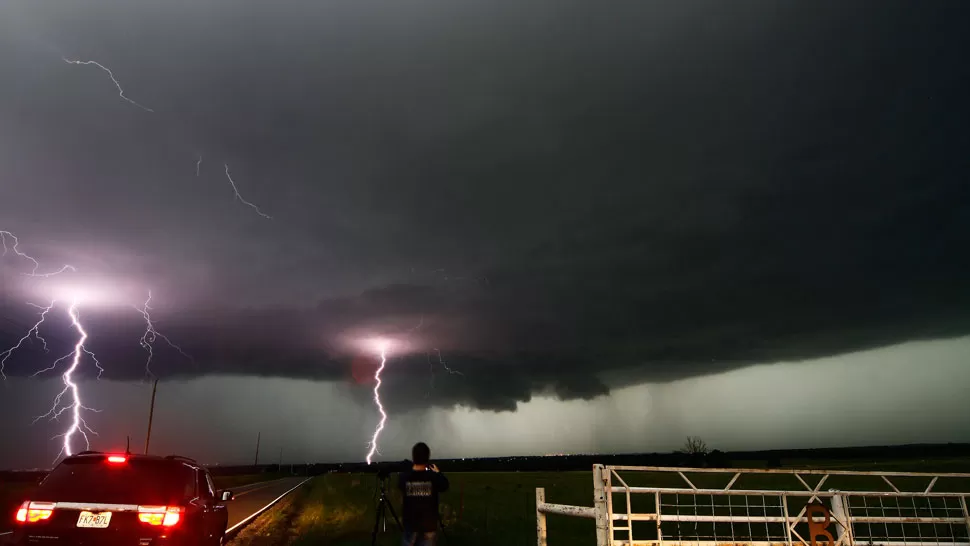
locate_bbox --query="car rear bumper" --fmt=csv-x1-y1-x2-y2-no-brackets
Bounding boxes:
9,530,195,546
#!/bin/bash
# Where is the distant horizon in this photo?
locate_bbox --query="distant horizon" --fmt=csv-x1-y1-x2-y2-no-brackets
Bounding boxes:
5,440,968,472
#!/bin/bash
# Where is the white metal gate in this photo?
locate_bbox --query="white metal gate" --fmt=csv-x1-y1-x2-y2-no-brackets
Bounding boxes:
535,465,970,546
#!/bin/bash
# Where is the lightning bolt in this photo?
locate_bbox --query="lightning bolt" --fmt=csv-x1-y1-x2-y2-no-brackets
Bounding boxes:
2,230,192,461
425,348,463,399
136,291,193,379
62,58,154,112
29,309,104,382
425,352,435,399
0,301,55,380
224,164,272,219
1,230,75,379
57,57,275,219
434,348,463,377
1,231,76,277
365,345,388,465
32,300,102,461
1,230,100,461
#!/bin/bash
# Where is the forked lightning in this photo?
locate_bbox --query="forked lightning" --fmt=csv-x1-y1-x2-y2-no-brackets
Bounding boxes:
1,231,101,459
32,300,102,461
137,291,193,378
1,231,76,278
1,230,186,461
0,301,55,380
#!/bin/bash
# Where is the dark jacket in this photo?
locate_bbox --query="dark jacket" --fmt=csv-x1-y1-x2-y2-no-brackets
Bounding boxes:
398,467,450,532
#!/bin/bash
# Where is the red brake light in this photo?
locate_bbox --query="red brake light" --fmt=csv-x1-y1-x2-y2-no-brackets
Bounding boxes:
15,501,54,523
137,506,183,527
106,455,127,464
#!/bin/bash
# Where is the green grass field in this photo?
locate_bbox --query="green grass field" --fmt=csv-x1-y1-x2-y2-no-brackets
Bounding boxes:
274,471,597,546
231,458,970,546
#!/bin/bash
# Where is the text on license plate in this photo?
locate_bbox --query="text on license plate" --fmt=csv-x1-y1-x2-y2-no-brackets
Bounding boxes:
76,511,112,528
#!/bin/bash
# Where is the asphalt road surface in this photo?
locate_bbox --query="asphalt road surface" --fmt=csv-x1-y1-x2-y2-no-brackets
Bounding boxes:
225,476,309,531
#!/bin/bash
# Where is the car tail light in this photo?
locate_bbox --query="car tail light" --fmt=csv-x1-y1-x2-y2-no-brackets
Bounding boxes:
137,506,183,527
15,501,55,523
106,455,127,464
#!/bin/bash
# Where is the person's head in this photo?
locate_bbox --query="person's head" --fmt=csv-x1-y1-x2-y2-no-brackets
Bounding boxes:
412,442,431,465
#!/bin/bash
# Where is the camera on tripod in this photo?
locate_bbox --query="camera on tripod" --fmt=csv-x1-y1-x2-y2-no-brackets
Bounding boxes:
370,461,407,545
371,459,408,480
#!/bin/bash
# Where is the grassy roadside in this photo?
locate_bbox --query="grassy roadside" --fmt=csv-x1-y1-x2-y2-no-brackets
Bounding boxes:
286,475,376,546
227,482,312,546
226,474,386,546
227,472,596,546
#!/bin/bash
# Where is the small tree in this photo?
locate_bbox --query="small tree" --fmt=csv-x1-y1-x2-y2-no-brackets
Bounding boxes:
680,436,710,456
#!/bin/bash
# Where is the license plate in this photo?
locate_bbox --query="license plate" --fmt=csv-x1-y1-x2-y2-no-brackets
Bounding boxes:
76,511,112,528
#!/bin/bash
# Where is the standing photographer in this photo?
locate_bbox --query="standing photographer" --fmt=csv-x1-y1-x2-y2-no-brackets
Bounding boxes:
398,442,450,546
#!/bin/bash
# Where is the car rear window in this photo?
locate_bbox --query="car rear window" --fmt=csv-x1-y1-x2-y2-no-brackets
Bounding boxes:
36,457,197,504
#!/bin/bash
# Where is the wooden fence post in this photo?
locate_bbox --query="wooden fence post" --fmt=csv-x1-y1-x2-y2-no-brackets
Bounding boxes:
537,487,548,546
593,464,610,546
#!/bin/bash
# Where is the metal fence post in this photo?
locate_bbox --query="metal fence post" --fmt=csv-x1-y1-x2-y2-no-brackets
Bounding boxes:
537,488,548,546
593,464,610,546
830,494,850,545
782,494,794,546
960,496,970,542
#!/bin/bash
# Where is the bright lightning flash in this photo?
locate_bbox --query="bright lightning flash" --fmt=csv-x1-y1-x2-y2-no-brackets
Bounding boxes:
365,341,390,465
62,58,154,112
32,300,102,461
1,230,100,461
2,231,190,461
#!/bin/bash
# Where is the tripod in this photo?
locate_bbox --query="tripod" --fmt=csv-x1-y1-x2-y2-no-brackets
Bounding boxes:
371,474,402,546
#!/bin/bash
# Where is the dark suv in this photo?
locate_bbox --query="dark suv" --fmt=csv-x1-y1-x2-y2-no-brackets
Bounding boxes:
10,451,233,546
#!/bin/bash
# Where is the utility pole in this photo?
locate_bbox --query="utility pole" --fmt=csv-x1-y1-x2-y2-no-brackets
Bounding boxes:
144,378,158,454
278,446,283,469
254,432,261,467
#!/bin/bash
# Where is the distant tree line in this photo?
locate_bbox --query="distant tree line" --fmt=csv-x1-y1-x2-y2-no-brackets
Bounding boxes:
4,442,969,476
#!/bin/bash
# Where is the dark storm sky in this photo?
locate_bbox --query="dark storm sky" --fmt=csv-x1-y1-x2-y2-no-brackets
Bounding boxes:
1,0,969,467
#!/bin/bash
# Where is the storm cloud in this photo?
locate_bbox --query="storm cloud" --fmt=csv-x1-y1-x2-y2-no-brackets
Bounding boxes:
2,0,969,415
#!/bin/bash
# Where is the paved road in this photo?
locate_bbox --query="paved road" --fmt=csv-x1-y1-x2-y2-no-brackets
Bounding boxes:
225,476,310,531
